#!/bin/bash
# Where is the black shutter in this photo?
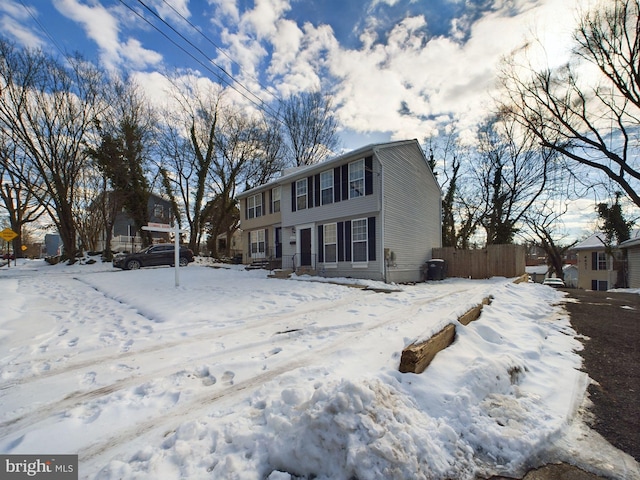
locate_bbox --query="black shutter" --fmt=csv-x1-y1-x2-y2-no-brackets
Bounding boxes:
318,225,324,263
334,167,341,203
268,189,272,214
365,156,373,195
261,191,266,216
314,174,321,207
591,252,597,270
265,228,269,255
337,222,344,262
341,164,349,201
291,182,296,212
307,176,313,208
244,198,248,220
345,221,352,261
368,217,376,261
247,232,251,258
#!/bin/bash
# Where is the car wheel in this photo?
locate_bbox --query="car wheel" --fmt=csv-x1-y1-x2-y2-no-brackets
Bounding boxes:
126,259,141,270
179,257,189,267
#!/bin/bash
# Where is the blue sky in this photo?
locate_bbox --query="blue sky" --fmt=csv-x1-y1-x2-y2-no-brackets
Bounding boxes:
2,0,587,151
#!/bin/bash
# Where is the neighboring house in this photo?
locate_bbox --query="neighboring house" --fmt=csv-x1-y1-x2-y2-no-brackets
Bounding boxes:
572,233,620,291
619,234,640,289
103,193,174,252
563,264,578,289
237,139,442,283
215,229,243,258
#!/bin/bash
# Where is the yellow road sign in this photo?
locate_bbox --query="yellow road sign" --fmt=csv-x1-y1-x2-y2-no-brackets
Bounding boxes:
0,228,18,242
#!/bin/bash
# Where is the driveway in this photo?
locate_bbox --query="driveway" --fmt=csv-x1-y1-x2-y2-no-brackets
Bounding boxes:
562,288,640,462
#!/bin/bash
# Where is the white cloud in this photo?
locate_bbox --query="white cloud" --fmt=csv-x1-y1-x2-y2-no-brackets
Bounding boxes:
53,0,163,71
1,0,45,48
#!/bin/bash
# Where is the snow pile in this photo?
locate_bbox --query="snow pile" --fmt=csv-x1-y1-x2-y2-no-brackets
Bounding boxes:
0,259,637,480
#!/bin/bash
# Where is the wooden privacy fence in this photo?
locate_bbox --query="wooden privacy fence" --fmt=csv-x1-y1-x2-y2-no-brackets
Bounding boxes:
432,244,525,279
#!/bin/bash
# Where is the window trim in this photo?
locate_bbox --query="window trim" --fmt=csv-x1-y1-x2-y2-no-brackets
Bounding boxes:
351,217,368,265
349,159,365,199
247,193,262,219
296,179,307,210
323,223,337,267
272,186,281,213
250,230,266,258
320,170,334,205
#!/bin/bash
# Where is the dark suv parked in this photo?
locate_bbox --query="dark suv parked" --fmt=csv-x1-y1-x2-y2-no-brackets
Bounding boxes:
113,245,195,270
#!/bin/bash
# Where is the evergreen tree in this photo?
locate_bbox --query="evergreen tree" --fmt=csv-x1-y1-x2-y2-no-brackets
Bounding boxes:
597,192,633,245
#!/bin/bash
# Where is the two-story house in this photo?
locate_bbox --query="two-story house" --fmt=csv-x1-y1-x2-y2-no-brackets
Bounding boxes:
238,139,442,283
573,233,619,290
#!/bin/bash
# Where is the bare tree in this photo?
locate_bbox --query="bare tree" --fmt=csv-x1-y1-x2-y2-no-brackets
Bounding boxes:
204,108,285,258
0,39,107,259
156,79,223,255
498,0,640,207
0,133,46,255
473,116,554,244
522,199,577,280
280,91,340,166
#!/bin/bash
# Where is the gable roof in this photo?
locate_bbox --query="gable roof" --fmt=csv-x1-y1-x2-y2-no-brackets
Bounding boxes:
574,230,640,250
238,139,426,199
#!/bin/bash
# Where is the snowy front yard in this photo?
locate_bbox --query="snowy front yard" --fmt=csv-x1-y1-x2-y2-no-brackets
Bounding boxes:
0,260,636,479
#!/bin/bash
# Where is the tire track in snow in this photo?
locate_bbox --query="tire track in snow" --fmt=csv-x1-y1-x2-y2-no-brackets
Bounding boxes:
74,284,492,466
0,280,377,390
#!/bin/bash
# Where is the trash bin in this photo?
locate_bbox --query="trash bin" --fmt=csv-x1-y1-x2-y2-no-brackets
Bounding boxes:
424,259,447,281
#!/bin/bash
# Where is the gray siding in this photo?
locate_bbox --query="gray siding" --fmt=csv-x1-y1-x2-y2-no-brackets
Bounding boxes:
378,143,442,283
238,140,442,283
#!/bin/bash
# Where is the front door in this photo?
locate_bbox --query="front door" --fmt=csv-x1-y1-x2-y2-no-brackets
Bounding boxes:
275,227,282,258
300,228,312,266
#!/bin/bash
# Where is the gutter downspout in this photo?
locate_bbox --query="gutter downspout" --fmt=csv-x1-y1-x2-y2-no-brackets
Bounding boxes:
380,160,387,283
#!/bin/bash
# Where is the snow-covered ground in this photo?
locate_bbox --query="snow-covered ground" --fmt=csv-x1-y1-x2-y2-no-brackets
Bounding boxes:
0,258,638,480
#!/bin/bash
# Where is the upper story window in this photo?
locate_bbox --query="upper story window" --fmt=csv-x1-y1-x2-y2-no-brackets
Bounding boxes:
272,187,281,213
592,251,607,270
153,204,165,219
349,159,365,199
247,193,262,219
296,179,307,210
320,170,333,205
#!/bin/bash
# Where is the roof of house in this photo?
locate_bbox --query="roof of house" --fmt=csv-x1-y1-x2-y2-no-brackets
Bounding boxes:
572,233,608,251
237,139,425,199
619,231,640,249
574,230,640,251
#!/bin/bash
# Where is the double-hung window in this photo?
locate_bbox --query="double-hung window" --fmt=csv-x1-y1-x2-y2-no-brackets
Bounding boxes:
250,230,265,257
352,218,368,262
323,223,337,264
320,171,333,205
247,194,262,219
593,251,607,270
272,187,281,213
349,159,365,199
296,179,307,210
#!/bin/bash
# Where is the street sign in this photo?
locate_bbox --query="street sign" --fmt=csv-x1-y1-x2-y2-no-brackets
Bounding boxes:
0,228,18,242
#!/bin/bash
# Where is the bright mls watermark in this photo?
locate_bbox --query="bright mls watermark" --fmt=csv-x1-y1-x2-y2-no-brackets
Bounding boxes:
1,455,77,479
